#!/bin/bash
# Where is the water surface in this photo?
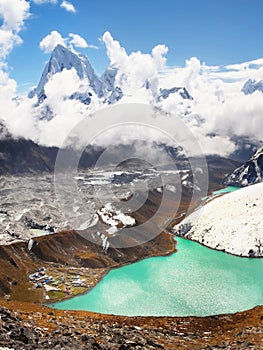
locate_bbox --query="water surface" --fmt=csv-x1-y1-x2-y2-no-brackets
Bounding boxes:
51,237,263,316
212,186,240,195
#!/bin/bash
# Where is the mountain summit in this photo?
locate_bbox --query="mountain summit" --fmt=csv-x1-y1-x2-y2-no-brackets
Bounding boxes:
29,44,192,111
29,44,104,103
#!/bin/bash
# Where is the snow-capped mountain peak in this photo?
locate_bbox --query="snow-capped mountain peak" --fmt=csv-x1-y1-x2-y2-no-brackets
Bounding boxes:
100,66,123,104
101,66,118,92
29,45,193,116
29,44,104,103
158,87,193,101
241,79,263,95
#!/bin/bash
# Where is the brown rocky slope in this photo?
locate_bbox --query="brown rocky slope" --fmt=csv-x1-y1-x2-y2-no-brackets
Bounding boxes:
0,301,262,349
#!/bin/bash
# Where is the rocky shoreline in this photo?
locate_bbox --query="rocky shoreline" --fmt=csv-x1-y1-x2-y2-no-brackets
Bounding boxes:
0,229,176,304
0,301,262,349
0,228,261,349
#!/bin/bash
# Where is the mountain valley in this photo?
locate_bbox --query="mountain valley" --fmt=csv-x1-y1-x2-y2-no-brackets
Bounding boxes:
0,30,262,350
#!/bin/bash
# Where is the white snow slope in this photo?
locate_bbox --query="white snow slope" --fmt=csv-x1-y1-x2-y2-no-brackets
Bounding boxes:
174,183,263,257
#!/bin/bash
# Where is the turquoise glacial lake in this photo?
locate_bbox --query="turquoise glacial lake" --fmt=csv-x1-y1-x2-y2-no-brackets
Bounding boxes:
202,186,240,201
51,237,263,316
212,186,240,195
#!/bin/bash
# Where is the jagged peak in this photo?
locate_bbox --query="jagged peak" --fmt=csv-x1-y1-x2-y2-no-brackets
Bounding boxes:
225,145,263,186
242,78,263,95
157,86,193,101
29,44,104,103
51,44,87,63
53,43,68,51
101,66,118,92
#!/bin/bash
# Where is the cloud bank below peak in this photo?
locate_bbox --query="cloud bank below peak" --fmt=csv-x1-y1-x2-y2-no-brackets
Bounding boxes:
102,31,168,96
0,0,263,158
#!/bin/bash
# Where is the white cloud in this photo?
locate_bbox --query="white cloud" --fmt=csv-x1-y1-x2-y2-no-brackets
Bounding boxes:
152,44,169,70
3,26,263,156
0,0,30,31
157,55,263,156
102,31,168,96
68,33,87,48
60,0,76,13
0,70,37,140
39,30,66,53
32,0,58,4
102,31,128,66
0,29,22,59
68,33,98,49
44,68,80,101
40,30,97,53
37,68,100,146
0,0,30,59
31,31,263,153
225,58,263,71
0,0,33,138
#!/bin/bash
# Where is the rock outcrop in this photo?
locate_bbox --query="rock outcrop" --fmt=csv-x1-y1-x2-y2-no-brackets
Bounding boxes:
225,146,263,186
0,302,262,349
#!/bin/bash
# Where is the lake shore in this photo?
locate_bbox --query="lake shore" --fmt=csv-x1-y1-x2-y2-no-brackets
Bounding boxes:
0,229,176,305
51,236,262,317
0,299,262,349
174,184,263,257
0,185,262,348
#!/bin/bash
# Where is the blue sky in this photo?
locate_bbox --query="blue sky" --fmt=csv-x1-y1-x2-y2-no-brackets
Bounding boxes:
3,0,263,89
1,0,263,154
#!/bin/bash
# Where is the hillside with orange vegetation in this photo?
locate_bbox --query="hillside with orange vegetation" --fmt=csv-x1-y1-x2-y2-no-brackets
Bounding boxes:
0,300,262,349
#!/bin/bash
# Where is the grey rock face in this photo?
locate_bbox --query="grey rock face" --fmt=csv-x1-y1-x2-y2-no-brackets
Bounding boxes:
242,79,263,95
225,147,263,186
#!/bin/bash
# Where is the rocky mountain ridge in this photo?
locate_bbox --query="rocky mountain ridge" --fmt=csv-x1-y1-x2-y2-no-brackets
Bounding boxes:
225,146,263,186
29,44,192,109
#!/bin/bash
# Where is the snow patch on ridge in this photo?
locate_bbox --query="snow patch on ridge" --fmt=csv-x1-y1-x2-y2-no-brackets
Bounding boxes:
225,146,263,186
174,183,263,257
97,203,136,229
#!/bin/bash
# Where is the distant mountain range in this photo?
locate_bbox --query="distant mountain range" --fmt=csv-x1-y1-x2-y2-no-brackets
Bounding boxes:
29,45,263,111
0,121,240,180
0,136,57,175
1,45,262,178
28,44,192,111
